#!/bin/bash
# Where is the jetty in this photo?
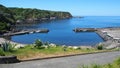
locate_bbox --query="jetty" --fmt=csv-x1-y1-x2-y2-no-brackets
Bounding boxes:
73,28,97,32
2,29,49,36
73,27,120,49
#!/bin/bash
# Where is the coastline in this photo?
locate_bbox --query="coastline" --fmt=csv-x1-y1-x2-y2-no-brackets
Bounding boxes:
0,27,120,49
0,27,120,63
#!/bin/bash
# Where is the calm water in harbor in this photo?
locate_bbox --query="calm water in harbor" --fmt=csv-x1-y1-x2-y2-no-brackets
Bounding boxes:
11,16,120,46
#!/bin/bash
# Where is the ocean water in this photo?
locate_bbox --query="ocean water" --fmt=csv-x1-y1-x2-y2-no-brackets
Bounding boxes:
11,16,120,46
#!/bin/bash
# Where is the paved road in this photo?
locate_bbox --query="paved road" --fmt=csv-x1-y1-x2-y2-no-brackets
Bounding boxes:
0,51,120,68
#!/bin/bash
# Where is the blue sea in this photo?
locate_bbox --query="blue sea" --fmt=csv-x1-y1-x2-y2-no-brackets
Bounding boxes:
11,16,120,46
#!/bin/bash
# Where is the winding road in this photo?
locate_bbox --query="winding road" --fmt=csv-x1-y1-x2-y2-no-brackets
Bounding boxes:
0,51,120,68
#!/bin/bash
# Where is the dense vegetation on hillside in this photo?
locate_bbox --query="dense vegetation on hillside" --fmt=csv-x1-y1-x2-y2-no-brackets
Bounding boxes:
9,8,72,21
0,4,72,33
0,5,15,33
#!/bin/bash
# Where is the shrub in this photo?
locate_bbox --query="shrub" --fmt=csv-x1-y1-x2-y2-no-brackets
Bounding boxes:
80,65,88,68
91,64,101,68
80,57,120,68
86,48,90,50
0,47,5,56
34,39,43,48
105,63,113,68
63,46,67,51
114,57,120,66
7,43,17,52
44,42,49,45
1,42,9,51
1,41,16,52
77,47,81,50
97,45,103,50
80,64,101,68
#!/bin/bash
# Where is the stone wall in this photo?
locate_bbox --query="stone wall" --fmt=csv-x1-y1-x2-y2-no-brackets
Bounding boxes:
0,56,20,64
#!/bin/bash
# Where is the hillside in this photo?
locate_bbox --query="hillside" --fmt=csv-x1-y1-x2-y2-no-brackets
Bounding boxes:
0,4,72,33
9,8,72,23
0,5,15,33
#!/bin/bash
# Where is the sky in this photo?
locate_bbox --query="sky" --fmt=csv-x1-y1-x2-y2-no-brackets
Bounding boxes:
0,0,120,16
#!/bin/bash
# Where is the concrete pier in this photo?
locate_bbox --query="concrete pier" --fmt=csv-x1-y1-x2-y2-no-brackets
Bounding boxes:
73,27,120,49
2,29,49,36
73,28,97,32
97,28,120,42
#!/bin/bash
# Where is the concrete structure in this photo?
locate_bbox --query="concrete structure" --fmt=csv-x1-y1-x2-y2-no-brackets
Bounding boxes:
97,28,120,49
73,27,120,49
73,28,97,32
0,56,20,64
2,29,49,36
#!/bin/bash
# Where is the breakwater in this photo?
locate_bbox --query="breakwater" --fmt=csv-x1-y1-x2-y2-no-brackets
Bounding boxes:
73,27,120,49
2,29,49,36
73,28,97,32
73,27,120,42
